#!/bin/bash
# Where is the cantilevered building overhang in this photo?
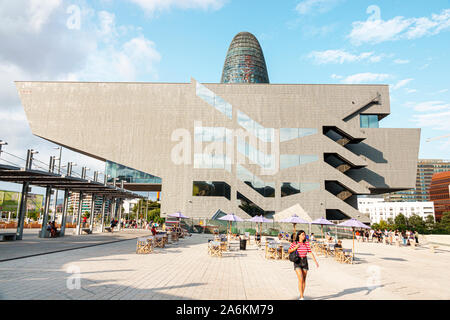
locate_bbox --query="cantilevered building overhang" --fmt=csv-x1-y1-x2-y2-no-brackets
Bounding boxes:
16,79,420,223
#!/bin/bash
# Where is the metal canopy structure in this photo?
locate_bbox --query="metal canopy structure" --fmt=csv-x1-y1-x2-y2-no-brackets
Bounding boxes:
0,164,144,199
0,161,144,241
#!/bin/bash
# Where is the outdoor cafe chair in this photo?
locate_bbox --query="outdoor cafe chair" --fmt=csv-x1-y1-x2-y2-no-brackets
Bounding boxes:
342,249,353,264
208,241,222,257
265,241,279,260
136,237,153,254
154,235,165,248
326,243,336,257
334,247,344,263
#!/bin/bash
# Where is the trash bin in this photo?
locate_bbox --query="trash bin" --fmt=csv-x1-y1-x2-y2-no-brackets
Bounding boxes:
240,238,247,250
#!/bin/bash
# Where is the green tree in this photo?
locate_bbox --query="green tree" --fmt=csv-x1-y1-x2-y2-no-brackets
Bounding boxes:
394,213,408,231
425,215,436,234
386,218,395,230
434,212,450,234
408,214,426,234
378,219,389,230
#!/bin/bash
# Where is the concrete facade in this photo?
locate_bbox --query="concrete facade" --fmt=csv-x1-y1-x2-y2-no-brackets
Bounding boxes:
16,79,420,222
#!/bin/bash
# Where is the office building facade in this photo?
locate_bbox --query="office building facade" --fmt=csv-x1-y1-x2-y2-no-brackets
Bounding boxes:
384,159,450,202
358,197,435,224
429,171,450,221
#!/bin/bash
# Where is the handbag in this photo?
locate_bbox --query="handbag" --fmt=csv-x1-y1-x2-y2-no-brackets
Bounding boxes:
289,250,300,263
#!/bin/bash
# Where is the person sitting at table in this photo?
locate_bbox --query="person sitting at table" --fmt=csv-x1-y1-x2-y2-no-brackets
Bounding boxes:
335,240,342,249
151,224,157,236
310,233,316,242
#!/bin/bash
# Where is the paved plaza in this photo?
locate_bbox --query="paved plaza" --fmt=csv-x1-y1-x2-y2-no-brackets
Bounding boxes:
0,231,449,300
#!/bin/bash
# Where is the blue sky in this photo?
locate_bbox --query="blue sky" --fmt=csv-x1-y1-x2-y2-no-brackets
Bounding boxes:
0,0,449,197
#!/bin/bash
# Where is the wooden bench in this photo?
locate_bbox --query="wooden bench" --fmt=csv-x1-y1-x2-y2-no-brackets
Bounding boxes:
0,233,16,241
82,228,92,234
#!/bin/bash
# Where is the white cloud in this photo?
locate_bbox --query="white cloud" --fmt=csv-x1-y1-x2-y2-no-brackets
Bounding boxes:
405,89,417,94
407,101,450,112
348,9,450,45
341,73,391,84
128,0,227,14
0,1,162,182
394,59,410,64
391,78,414,90
28,0,62,32
331,74,343,79
308,49,383,64
437,89,449,94
411,110,450,131
296,0,343,15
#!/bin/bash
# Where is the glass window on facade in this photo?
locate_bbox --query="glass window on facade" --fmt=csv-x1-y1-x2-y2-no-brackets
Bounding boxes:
194,126,232,144
281,182,320,197
237,110,274,142
360,115,379,128
196,82,232,119
193,153,232,172
281,182,300,197
237,192,274,217
193,181,231,200
105,160,161,183
237,137,274,169
280,128,318,142
236,164,275,197
280,154,318,170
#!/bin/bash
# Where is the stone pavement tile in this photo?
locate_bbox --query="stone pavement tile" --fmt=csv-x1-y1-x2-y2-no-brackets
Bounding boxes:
0,234,449,300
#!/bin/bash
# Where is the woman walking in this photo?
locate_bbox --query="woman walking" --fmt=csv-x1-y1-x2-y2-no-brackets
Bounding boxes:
288,230,319,300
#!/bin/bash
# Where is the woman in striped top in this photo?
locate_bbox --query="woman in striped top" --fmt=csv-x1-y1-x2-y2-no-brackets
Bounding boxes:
288,230,319,300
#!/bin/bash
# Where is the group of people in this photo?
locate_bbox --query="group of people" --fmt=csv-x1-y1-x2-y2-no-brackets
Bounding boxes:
46,221,59,238
370,229,419,246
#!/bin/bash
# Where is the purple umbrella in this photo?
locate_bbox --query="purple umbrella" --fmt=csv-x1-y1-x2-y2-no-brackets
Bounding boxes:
219,213,244,236
311,217,335,241
280,214,309,233
337,218,371,259
168,211,188,219
246,215,273,238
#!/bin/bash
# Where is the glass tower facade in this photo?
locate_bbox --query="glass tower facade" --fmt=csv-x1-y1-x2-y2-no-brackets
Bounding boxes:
105,160,161,184
221,32,269,84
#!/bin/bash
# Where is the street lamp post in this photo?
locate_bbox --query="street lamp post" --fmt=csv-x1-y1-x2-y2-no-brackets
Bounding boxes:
0,140,8,157
52,146,62,222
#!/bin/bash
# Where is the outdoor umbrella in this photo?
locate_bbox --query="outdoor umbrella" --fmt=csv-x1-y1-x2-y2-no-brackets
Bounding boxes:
246,215,273,239
168,211,189,219
218,213,244,238
167,212,189,233
279,214,309,234
311,217,335,241
337,218,371,259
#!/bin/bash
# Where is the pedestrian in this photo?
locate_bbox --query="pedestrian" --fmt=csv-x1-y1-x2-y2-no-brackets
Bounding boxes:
288,230,319,300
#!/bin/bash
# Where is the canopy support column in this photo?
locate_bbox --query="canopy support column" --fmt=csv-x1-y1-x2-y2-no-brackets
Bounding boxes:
60,189,69,236
75,191,83,235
